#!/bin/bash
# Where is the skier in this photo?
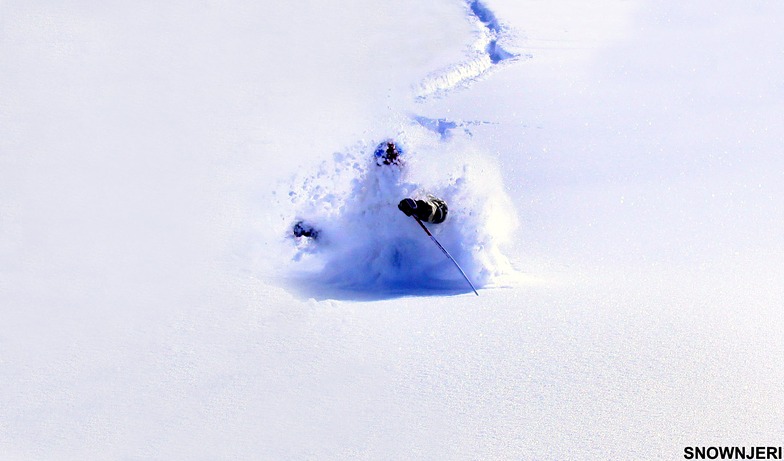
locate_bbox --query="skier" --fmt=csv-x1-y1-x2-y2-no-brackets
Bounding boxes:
292,139,448,239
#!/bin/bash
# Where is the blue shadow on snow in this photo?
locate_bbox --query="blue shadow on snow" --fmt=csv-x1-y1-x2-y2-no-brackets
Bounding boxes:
287,276,477,302
469,0,516,64
469,0,501,33
413,116,459,139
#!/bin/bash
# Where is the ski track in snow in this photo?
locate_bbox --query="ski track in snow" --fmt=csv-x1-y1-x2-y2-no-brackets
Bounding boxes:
415,0,522,101
277,0,523,300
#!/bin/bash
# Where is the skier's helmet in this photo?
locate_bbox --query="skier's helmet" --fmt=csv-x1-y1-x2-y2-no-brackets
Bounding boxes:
374,140,403,166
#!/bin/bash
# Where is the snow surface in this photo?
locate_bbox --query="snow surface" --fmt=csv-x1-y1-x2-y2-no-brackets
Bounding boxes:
2,0,784,459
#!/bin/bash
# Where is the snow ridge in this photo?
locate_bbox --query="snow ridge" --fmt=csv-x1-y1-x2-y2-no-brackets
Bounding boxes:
416,0,519,100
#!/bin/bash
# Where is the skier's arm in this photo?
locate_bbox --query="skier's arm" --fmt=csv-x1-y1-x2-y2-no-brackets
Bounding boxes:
398,198,431,218
398,198,418,216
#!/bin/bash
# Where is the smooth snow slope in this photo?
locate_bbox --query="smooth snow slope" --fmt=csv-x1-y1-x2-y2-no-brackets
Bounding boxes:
2,0,783,460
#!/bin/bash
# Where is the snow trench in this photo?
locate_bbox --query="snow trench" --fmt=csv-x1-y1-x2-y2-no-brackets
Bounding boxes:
416,0,519,100
280,128,518,300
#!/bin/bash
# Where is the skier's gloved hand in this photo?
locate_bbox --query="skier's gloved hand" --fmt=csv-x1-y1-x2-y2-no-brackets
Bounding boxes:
398,198,417,217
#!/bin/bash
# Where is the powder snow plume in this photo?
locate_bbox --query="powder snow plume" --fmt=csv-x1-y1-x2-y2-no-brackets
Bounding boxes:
277,126,519,299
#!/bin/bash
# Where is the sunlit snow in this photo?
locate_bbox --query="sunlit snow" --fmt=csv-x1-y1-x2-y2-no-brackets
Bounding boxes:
2,0,783,459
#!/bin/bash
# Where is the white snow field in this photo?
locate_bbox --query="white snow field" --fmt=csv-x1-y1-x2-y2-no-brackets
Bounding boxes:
2,0,783,459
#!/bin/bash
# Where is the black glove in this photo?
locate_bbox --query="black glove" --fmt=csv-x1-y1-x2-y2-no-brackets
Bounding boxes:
397,198,417,217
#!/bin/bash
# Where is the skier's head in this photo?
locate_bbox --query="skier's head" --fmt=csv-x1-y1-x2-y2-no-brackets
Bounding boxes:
374,139,403,166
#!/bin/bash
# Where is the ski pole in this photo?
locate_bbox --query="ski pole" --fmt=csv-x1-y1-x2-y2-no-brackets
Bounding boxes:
412,216,479,296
